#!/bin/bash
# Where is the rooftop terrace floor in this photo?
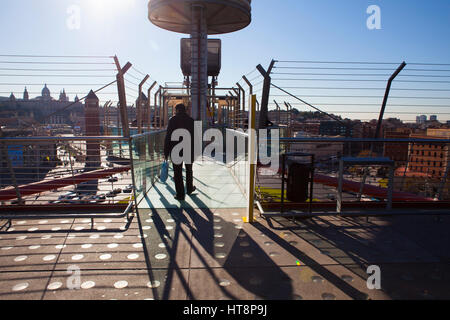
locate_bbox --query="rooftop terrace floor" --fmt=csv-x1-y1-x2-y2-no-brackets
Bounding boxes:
1,156,449,300
1,206,449,300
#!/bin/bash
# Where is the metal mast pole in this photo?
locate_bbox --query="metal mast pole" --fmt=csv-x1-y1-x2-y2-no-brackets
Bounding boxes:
191,4,208,129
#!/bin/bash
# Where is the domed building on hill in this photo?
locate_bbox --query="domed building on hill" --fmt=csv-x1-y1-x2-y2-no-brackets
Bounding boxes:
0,84,84,127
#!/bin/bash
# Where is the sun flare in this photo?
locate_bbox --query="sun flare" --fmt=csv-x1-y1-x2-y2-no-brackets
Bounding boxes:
87,0,136,15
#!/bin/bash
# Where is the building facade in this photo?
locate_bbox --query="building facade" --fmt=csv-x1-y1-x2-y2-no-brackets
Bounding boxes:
408,129,450,178
384,129,411,164
319,120,352,137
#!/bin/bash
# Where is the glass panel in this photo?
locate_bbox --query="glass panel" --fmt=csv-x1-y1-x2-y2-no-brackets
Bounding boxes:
256,138,450,205
0,137,131,205
225,129,249,198
130,130,166,205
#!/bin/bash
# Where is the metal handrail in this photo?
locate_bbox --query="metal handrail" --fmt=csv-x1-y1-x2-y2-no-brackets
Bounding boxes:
0,136,128,143
257,134,450,214
130,129,167,140
279,137,450,144
0,133,138,229
225,128,249,137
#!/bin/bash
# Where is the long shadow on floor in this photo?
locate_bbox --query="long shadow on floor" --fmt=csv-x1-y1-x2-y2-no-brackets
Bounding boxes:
139,187,295,300
186,195,294,299
265,214,450,299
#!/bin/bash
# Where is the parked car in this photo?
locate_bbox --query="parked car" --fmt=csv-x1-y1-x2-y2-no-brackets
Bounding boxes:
90,194,106,203
58,192,76,201
67,196,83,204
113,188,122,194
106,192,116,198
108,176,118,183
96,194,106,201
123,185,133,193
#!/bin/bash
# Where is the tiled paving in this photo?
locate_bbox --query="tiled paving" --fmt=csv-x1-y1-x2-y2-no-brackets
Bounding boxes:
2,205,450,300
0,216,151,300
1,153,450,300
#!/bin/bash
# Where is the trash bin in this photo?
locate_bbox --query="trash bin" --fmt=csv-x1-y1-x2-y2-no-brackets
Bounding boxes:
287,162,310,202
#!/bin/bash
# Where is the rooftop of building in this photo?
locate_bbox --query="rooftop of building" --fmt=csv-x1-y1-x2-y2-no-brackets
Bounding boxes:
1,160,450,300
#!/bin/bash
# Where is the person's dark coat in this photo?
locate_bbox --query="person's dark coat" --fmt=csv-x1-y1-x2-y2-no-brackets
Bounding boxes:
164,112,195,163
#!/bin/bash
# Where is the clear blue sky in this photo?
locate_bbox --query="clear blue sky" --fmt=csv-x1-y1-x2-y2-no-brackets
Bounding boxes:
1,0,449,121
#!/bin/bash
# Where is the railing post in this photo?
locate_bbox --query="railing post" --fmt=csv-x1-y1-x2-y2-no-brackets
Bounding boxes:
358,62,407,200
256,60,275,130
147,81,157,131
145,82,156,191
104,101,113,154
233,93,237,129
284,102,292,137
387,164,394,210
242,75,253,113
247,94,257,223
65,141,75,187
375,62,407,141
225,95,230,127
228,95,232,128
163,96,169,128
284,102,289,126
137,75,150,134
231,87,239,128
242,75,253,96
128,134,138,216
113,56,132,138
159,86,163,129
280,154,286,213
154,86,161,129
273,100,281,125
236,83,245,128
229,91,237,129
337,158,344,213
116,103,123,157
232,87,240,128
242,76,254,128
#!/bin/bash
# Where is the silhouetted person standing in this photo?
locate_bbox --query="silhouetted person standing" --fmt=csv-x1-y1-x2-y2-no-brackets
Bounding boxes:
164,104,196,201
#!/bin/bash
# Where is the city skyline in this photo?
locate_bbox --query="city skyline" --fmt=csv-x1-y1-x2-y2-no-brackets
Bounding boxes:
0,0,449,122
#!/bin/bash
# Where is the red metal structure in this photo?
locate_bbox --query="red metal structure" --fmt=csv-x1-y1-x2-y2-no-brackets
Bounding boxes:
0,166,130,202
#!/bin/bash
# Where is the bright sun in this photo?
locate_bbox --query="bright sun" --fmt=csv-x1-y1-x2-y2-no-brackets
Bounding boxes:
87,0,137,15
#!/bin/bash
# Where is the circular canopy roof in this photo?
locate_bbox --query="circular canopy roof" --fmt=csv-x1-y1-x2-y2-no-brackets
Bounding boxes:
148,0,251,35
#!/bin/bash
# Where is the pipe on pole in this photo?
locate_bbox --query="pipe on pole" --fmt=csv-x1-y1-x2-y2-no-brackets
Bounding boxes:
236,82,245,112
232,88,241,128
256,60,276,130
273,100,281,125
137,75,150,134
228,91,235,128
113,56,132,138
242,76,253,95
147,81,157,130
154,86,161,129
375,62,407,140
358,62,407,200
236,83,245,128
